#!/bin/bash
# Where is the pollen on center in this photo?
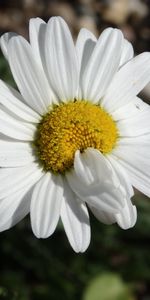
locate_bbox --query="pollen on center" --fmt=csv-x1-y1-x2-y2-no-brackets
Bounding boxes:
34,100,118,173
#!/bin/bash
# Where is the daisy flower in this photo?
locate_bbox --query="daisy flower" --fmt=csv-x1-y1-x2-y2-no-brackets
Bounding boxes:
0,17,150,253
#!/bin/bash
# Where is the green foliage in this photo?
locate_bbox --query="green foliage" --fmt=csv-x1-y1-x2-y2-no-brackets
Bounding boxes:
83,273,135,300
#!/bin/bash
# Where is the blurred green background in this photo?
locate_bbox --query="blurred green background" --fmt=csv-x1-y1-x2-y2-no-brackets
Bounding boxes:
0,1,150,299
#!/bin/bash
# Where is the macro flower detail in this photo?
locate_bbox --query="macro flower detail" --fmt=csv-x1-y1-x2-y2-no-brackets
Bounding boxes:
35,101,118,173
0,16,150,252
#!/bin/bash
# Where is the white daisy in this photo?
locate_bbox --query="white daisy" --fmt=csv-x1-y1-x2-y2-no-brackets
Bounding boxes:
0,17,150,253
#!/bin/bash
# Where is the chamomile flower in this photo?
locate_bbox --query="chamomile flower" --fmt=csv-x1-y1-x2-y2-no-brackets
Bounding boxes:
0,16,150,252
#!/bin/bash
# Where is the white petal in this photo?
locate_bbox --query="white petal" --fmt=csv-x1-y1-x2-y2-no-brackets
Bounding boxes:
90,156,135,229
108,155,134,198
0,140,35,167
118,112,150,137
29,17,46,66
67,171,124,213
76,28,97,99
117,99,150,137
112,135,150,197
0,185,34,232
118,134,150,147
0,107,36,141
0,133,14,141
102,52,150,112
44,17,78,102
0,79,40,123
112,96,149,121
29,18,58,105
115,200,137,229
0,32,17,60
107,156,136,229
113,137,150,177
119,39,134,67
0,163,43,199
81,28,123,103
66,149,125,213
8,36,52,114
73,148,112,185
116,97,150,137
31,172,63,238
61,179,90,252
89,206,116,225
76,28,96,77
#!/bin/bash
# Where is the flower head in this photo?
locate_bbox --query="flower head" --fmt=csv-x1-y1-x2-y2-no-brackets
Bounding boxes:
0,16,150,252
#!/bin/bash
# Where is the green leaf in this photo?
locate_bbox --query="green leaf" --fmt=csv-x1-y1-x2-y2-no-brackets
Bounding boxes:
82,273,135,300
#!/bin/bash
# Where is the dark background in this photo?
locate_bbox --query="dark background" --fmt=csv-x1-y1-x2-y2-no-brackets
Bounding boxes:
0,1,150,299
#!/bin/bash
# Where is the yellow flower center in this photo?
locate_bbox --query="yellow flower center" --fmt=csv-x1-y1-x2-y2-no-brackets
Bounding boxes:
35,100,118,173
